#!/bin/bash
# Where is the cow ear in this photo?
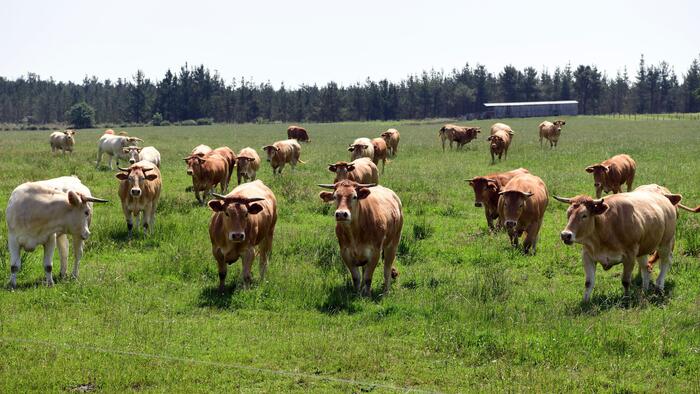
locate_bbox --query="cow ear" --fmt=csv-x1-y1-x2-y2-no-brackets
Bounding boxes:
328,165,337,172
145,174,158,181
67,191,82,207
247,203,264,215
664,194,682,206
602,165,611,172
487,136,492,141
115,172,129,180
347,165,355,172
585,166,595,173
467,180,474,186
590,201,609,215
319,191,334,202
208,200,226,212
357,188,371,200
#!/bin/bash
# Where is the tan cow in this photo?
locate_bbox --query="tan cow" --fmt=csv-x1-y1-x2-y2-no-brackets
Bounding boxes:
487,129,511,164
191,144,213,158
371,137,388,173
467,168,530,230
123,146,161,168
497,173,548,254
208,180,277,293
380,129,400,156
236,147,261,185
287,125,310,142
211,146,236,184
318,180,403,296
585,154,636,198
184,153,230,204
490,122,515,136
50,130,76,154
539,120,566,148
348,137,374,161
554,190,681,302
116,161,162,237
439,124,481,151
328,158,379,184
262,139,304,174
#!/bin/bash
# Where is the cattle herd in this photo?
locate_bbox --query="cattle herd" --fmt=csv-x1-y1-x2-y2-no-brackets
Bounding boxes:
5,122,700,302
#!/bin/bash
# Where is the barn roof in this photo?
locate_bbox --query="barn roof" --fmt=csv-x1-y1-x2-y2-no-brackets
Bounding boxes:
484,100,578,107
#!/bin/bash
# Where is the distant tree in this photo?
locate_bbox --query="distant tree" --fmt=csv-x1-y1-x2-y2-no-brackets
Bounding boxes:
499,65,520,101
151,112,163,126
520,67,539,101
128,70,153,123
66,101,95,128
684,57,700,112
573,65,603,114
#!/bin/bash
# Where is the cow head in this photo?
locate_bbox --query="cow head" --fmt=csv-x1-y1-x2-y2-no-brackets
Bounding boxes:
318,180,375,223
184,154,211,176
116,165,157,198
261,145,279,162
554,120,566,127
554,195,608,245
63,130,76,144
65,190,108,240
585,164,610,190
498,190,534,228
209,195,265,242
487,135,505,151
123,146,142,164
120,136,143,148
328,162,355,180
236,156,255,172
467,177,499,208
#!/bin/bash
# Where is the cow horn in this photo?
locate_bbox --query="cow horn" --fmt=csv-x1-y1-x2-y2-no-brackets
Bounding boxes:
142,167,154,173
356,183,377,188
211,193,227,200
183,156,192,161
118,166,130,172
84,196,109,203
244,197,266,203
592,198,604,204
132,137,144,142
553,196,572,204
485,178,497,183
318,184,336,189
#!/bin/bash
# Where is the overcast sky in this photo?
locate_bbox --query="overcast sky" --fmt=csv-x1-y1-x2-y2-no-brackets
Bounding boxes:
2,0,698,87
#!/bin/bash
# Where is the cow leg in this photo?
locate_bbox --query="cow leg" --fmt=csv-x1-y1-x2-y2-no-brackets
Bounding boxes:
95,148,103,169
340,249,361,292
441,138,445,152
490,150,495,164
485,209,495,231
43,234,56,286
626,179,634,192
381,159,385,174
621,257,635,297
8,235,22,289
258,236,273,282
123,205,134,238
108,154,115,171
194,189,203,205
216,256,227,294
539,136,543,147
56,233,69,278
656,251,672,292
636,255,650,291
523,221,541,255
595,187,603,199
382,242,399,293
241,247,255,288
582,251,596,302
71,237,84,279
361,250,381,297
507,226,518,247
143,204,152,235
237,171,242,185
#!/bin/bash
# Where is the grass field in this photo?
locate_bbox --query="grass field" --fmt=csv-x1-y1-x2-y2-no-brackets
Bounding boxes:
1,117,700,392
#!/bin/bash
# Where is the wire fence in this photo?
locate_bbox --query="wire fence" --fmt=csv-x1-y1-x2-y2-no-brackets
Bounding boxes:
596,113,700,121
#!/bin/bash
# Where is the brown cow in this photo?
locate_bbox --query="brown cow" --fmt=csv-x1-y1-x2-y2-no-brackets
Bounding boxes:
380,129,400,156
211,146,236,184
452,127,480,149
439,124,481,151
554,190,681,302
183,153,229,204
585,154,636,198
497,173,548,254
262,139,304,174
236,147,261,185
487,129,511,164
208,180,277,293
116,161,162,237
371,137,388,173
539,120,566,148
490,122,515,136
467,168,530,230
328,158,379,184
318,180,403,296
287,125,310,142
191,144,213,158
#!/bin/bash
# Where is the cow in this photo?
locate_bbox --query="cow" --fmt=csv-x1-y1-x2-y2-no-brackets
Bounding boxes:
487,129,511,164
585,154,636,198
116,161,162,237
371,137,388,173
467,168,530,230
318,180,403,296
208,180,277,293
490,122,515,136
328,158,379,184
539,120,566,148
554,190,681,302
380,129,400,156
236,147,261,185
96,134,143,169
287,125,310,142
183,153,230,204
123,146,161,168
6,176,108,288
50,130,76,154
104,129,115,135
497,173,548,254
262,139,304,174
211,146,236,183
439,124,481,151
348,137,374,161
191,144,213,158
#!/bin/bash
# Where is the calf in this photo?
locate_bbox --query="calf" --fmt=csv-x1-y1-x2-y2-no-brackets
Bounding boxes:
380,129,400,156
262,139,304,174
287,125,310,142
539,120,566,148
208,180,277,292
318,180,403,296
6,177,107,288
371,137,388,173
236,147,261,184
184,153,230,204
488,129,511,164
467,168,530,230
554,191,680,302
348,137,374,161
124,146,161,168
328,158,379,184
585,154,636,198
96,134,143,169
497,173,548,254
116,161,162,237
50,130,76,154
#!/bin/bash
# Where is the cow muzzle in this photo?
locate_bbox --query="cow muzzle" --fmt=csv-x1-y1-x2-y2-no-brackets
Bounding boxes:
186,169,193,176
594,183,601,188
228,232,245,242
129,159,136,164
504,220,517,228
474,202,483,208
81,229,91,240
560,231,574,245
130,188,142,197
335,210,351,222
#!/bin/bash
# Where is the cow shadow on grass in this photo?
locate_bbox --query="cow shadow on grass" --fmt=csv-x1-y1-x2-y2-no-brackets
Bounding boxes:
317,282,385,315
197,281,253,310
571,279,675,316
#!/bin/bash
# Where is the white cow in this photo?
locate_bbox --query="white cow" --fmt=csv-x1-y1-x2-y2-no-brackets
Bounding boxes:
96,134,143,169
6,176,108,289
124,146,161,168
348,137,374,161
50,130,76,154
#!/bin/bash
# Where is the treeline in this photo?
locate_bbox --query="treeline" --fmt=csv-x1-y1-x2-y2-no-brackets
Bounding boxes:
1,55,699,125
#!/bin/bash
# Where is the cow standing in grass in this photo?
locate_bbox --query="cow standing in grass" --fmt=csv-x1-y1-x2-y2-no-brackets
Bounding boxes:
287,125,310,142
585,154,636,198
262,139,304,174
488,129,511,164
124,146,161,168
497,173,548,254
96,134,143,169
50,130,76,154
371,137,388,173
328,158,379,184
236,147,261,184
467,168,530,230
539,120,566,148
116,162,162,237
348,137,374,161
184,153,230,204
380,129,400,156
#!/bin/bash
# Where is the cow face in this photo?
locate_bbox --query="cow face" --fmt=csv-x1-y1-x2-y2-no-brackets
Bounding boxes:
63,130,76,144
554,196,608,245
487,135,505,151
209,197,265,242
262,145,279,162
585,164,610,190
237,156,254,172
123,146,142,164
468,177,499,208
328,162,355,180
318,180,374,223
554,120,566,127
65,190,108,240
498,190,534,228
184,155,208,176
116,165,157,198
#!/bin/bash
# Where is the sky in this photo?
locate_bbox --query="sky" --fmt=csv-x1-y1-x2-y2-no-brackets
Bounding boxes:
2,0,698,88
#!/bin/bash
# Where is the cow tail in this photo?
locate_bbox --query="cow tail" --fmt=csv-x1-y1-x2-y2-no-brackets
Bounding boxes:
297,159,306,164
678,204,700,213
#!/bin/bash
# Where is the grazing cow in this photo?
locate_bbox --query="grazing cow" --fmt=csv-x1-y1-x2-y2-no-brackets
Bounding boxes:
328,158,379,184
262,139,304,174
50,130,76,154
184,153,230,204
554,190,681,302
348,137,374,161
211,146,236,183
236,147,261,185
488,129,511,164
380,129,400,156
539,120,566,148
467,167,530,230
116,161,162,237
318,181,403,296
497,173,548,254
371,137,388,173
124,146,161,168
96,134,143,169
208,180,277,293
287,125,310,142
585,154,636,198
439,124,481,151
6,176,108,288
490,122,515,136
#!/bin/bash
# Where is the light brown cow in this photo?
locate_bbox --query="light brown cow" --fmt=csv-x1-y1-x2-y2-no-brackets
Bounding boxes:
318,180,403,296
116,161,162,237
490,122,515,136
236,147,261,185
497,173,548,254
554,190,681,302
328,158,379,184
467,168,530,230
191,144,213,157
287,125,310,142
183,153,229,204
262,139,304,174
539,120,566,148
348,137,374,161
50,130,76,154
380,129,400,156
212,146,236,184
371,137,388,173
585,154,636,198
208,180,277,293
487,129,511,164
439,124,481,151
